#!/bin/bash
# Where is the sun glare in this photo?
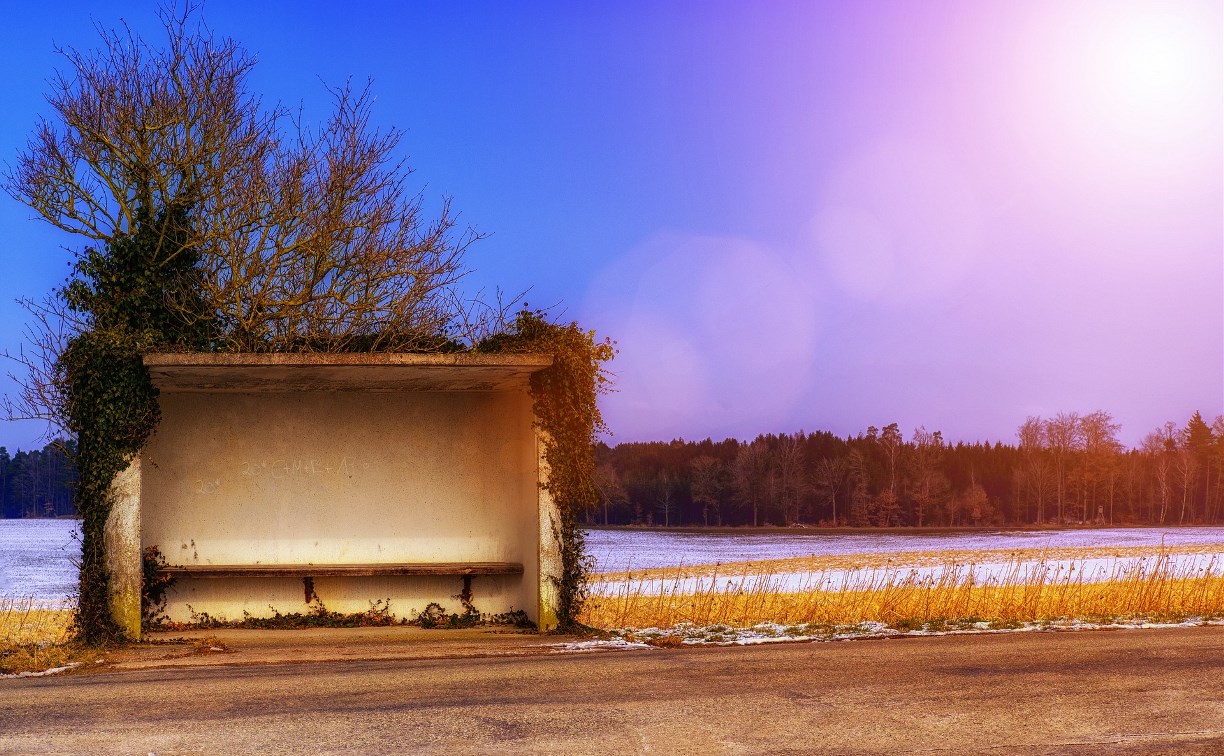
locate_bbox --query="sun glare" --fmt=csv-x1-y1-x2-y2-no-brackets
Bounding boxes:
1081,10,1209,133
1011,1,1220,196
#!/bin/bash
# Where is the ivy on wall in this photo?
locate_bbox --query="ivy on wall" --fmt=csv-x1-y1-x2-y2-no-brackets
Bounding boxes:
57,207,211,643
480,310,616,629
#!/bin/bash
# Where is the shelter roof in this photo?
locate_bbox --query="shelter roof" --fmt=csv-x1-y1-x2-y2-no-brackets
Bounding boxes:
143,352,553,392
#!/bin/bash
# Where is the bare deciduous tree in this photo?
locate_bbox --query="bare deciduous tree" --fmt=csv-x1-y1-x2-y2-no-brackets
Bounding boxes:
773,434,807,526
690,455,726,527
656,470,675,528
878,422,902,496
1175,438,1197,524
845,448,871,527
593,462,628,526
1017,416,1050,523
1043,412,1081,523
907,426,944,528
813,457,847,526
733,438,770,527
1080,410,1122,522
1141,424,1177,524
4,5,487,426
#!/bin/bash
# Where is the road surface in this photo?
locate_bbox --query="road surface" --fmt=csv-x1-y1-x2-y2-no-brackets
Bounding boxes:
4,626,1224,754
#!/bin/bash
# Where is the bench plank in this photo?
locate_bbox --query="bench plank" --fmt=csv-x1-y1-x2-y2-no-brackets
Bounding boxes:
160,562,524,579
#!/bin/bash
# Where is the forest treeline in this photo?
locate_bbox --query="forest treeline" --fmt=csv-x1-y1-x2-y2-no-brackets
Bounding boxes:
0,441,77,518
592,411,1224,528
5,409,1223,527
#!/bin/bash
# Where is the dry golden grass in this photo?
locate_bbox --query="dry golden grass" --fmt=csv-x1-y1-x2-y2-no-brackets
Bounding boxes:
581,553,1224,630
0,597,77,675
0,597,73,645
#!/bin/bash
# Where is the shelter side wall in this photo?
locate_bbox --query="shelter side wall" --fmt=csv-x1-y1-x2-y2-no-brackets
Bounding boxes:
141,390,540,622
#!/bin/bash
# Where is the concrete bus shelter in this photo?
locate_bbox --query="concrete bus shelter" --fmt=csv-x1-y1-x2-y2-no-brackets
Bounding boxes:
104,352,561,638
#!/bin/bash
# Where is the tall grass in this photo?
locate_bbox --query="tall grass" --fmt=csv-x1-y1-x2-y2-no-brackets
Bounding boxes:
0,597,75,675
0,597,73,645
580,553,1224,630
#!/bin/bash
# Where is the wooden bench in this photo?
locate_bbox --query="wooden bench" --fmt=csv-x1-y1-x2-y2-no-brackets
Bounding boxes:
159,563,524,579
158,563,525,604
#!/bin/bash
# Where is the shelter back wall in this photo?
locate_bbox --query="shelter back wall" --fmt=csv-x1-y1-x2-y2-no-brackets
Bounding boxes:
140,390,540,619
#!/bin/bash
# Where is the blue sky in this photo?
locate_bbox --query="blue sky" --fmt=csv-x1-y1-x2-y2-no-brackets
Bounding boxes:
1,1,1221,451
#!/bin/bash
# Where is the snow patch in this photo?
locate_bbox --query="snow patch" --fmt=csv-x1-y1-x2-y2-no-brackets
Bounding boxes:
0,662,82,679
545,616,1224,653
586,526,1224,574
545,637,655,653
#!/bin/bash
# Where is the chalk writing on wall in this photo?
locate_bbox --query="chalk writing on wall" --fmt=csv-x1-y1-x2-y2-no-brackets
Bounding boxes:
192,478,222,495
239,456,369,481
189,457,375,496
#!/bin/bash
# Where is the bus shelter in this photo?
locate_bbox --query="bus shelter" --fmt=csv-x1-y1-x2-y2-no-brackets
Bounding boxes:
104,352,561,638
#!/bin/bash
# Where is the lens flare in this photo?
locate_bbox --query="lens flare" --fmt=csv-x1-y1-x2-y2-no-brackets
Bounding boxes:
1080,7,1213,138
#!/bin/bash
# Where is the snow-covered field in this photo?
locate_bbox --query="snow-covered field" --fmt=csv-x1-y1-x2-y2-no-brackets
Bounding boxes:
8,521,1224,603
590,553,1224,596
585,526,1224,573
585,527,1224,596
0,519,80,604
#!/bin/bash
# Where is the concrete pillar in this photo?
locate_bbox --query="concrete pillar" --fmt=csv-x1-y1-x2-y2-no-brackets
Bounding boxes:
536,427,561,632
104,457,142,639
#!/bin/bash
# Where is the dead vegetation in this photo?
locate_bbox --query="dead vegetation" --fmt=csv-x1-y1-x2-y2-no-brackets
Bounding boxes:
582,551,1224,630
0,597,79,675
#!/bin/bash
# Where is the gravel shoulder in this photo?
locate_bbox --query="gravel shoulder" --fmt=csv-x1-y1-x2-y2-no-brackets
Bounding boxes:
85,625,575,673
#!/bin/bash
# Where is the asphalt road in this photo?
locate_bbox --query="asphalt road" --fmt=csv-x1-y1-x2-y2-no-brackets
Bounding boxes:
4,626,1224,754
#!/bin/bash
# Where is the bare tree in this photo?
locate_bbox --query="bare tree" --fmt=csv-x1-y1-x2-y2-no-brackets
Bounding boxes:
690,455,726,527
1080,411,1121,522
878,422,903,496
1175,443,1198,524
845,447,872,527
960,479,990,526
4,6,484,425
1017,416,1050,523
774,434,807,525
1044,412,1081,523
872,489,901,527
733,438,770,527
593,462,628,526
908,426,944,527
813,457,847,526
656,470,676,528
1141,425,1176,523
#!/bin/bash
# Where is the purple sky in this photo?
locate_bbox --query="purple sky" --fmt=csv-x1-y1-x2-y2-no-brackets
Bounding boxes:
1,1,1220,452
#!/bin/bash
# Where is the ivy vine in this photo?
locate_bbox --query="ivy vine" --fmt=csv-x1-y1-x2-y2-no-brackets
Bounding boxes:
480,310,616,629
58,207,210,643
